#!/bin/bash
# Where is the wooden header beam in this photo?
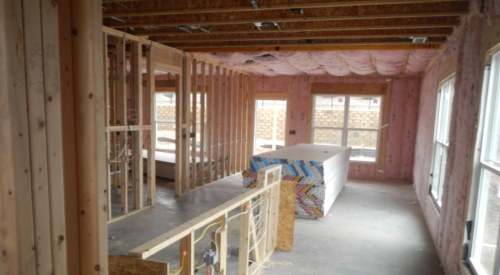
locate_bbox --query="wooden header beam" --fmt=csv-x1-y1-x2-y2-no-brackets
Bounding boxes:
311,83,388,95
159,32,451,44
135,23,459,37
103,0,468,18
181,41,443,52
107,11,468,29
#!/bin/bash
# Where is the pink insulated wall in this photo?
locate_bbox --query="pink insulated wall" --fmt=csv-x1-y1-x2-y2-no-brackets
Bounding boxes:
253,75,420,181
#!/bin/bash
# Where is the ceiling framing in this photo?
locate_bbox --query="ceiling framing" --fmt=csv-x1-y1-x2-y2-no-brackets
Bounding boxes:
102,0,469,52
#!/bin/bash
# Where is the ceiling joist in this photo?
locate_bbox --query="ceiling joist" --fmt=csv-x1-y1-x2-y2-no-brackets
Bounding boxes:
158,32,452,44
108,11,468,29
135,23,459,37
102,0,468,18
181,41,443,53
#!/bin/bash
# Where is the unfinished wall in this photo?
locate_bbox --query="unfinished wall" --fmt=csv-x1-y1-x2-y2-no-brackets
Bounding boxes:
412,1,500,273
253,75,420,181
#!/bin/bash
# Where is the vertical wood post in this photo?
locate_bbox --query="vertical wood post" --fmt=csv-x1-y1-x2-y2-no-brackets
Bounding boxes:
132,41,144,209
206,64,213,183
238,201,251,275
70,0,109,272
214,66,221,182
191,58,197,189
179,232,194,275
200,62,206,185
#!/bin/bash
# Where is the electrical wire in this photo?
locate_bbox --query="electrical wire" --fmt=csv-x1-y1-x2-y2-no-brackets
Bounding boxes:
249,260,269,269
170,251,186,275
194,222,221,244
227,220,241,234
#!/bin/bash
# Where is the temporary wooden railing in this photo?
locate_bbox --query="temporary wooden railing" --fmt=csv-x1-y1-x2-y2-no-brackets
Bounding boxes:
120,164,282,275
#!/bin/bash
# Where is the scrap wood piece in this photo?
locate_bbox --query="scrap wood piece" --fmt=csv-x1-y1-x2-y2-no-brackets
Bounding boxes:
108,254,169,275
276,180,296,252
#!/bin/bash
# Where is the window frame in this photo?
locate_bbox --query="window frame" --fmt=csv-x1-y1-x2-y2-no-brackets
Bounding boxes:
428,75,455,208
467,51,500,275
311,94,383,164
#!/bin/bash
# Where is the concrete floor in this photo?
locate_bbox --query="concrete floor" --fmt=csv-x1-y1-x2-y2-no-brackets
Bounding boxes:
108,176,444,275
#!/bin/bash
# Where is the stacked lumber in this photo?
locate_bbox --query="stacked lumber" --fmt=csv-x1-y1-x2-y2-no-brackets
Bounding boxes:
243,144,351,218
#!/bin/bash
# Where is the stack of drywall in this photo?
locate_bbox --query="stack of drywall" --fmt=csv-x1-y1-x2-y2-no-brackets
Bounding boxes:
242,144,351,218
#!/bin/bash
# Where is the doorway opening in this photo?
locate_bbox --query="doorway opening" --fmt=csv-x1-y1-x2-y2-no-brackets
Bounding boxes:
254,99,287,154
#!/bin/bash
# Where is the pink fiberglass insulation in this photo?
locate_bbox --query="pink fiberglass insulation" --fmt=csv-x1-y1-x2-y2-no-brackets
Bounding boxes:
272,52,326,75
371,50,408,75
200,52,277,76
336,51,376,75
307,51,351,76
242,53,302,75
403,50,438,75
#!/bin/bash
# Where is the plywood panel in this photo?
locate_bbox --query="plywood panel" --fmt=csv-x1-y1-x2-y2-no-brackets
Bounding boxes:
276,180,296,252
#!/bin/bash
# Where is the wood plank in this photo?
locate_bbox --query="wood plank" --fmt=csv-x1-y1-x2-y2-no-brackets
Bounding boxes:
200,61,206,185
129,176,281,258
248,210,263,262
0,0,36,272
214,214,228,274
175,72,183,195
72,0,109,272
108,255,169,275
108,11,467,29
236,73,242,172
246,76,256,168
311,83,388,95
213,66,221,181
376,81,393,178
23,0,54,271
238,201,251,275
185,42,442,53
105,34,113,221
146,48,156,205
227,70,233,176
162,32,451,44
57,0,80,269
40,0,69,271
221,68,227,178
179,232,194,275
275,181,296,252
132,41,144,209
206,63,213,183
183,56,192,193
136,23,459,37
105,0,467,18
191,58,197,189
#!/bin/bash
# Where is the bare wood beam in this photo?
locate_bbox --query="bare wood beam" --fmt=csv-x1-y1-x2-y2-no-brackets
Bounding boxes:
334,51,353,75
158,32,452,43
369,51,378,75
108,11,468,29
181,41,443,52
402,50,411,73
136,23,459,37
103,0,468,18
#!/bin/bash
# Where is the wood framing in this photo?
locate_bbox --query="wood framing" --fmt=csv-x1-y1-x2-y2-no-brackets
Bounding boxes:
128,165,283,275
102,26,186,221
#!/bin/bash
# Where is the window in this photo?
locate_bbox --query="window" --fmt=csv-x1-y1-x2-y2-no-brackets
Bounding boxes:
155,92,176,150
311,95,382,163
429,76,455,207
468,52,500,275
